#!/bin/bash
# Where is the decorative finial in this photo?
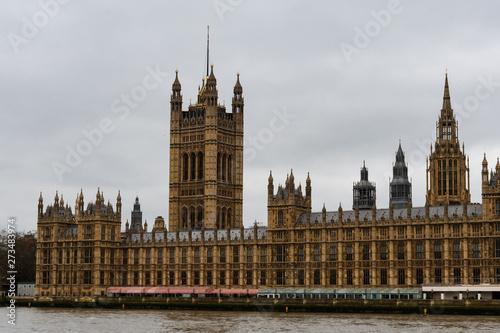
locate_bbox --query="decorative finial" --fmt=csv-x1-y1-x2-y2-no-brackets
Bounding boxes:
175,68,178,73
211,63,214,67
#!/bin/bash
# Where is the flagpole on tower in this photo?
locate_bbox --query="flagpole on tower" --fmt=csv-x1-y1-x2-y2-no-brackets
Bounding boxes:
206,25,210,78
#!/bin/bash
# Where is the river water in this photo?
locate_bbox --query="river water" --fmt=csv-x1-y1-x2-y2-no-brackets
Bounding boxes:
1,307,500,332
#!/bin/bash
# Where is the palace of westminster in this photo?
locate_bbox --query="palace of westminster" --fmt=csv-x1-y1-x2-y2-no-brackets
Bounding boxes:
35,64,500,297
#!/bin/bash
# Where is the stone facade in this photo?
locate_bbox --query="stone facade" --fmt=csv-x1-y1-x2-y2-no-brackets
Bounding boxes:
35,72,500,298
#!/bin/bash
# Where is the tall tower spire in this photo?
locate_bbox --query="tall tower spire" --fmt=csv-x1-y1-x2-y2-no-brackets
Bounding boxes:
427,72,470,206
443,69,451,110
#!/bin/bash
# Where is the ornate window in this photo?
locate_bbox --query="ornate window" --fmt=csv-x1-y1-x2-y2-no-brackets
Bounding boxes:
277,211,284,227
434,242,442,259
297,246,304,262
362,244,370,261
380,243,387,261
453,242,461,259
313,246,320,262
434,268,442,284
472,241,480,258
415,242,423,260
329,246,337,261
363,269,370,285
345,245,353,261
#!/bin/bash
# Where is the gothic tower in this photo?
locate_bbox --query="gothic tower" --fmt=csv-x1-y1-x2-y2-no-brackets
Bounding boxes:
353,161,376,210
426,73,470,206
130,195,143,232
389,142,412,209
168,66,244,231
267,170,311,230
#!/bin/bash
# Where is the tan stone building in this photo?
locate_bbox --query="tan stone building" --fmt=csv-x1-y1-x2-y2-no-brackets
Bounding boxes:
36,72,500,298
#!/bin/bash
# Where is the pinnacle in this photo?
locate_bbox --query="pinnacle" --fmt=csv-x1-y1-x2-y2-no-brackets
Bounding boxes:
442,71,451,110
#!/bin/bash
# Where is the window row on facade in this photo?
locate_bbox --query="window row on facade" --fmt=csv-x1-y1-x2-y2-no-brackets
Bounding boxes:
40,266,500,289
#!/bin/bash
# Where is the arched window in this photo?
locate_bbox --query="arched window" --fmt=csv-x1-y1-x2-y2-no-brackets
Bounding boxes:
222,154,227,181
278,211,284,227
227,208,232,228
183,154,189,181
222,207,226,229
190,206,196,228
216,207,221,229
190,153,196,180
228,155,232,183
182,207,188,229
198,152,204,179
197,206,203,227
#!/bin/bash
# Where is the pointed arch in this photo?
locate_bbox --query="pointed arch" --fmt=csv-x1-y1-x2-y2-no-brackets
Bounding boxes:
190,152,196,180
221,207,226,229
190,206,196,228
183,154,189,181
216,207,221,229
197,205,203,228
197,152,204,179
222,153,227,181
227,154,232,183
181,207,188,229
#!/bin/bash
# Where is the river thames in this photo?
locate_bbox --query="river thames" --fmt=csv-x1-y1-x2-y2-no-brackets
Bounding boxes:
1,308,500,332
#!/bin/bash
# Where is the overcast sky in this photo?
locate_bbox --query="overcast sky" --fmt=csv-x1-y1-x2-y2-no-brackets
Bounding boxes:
2,0,500,232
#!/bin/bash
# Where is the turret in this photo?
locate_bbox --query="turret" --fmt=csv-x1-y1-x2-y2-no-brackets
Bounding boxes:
54,190,59,211
306,172,311,202
206,64,218,107
268,170,274,200
289,169,295,194
353,161,376,210
338,203,343,222
322,203,326,226
482,153,489,185
131,195,143,232
95,188,101,213
232,72,244,115
390,142,412,209
116,190,122,219
38,192,43,217
171,69,182,113
78,189,84,217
